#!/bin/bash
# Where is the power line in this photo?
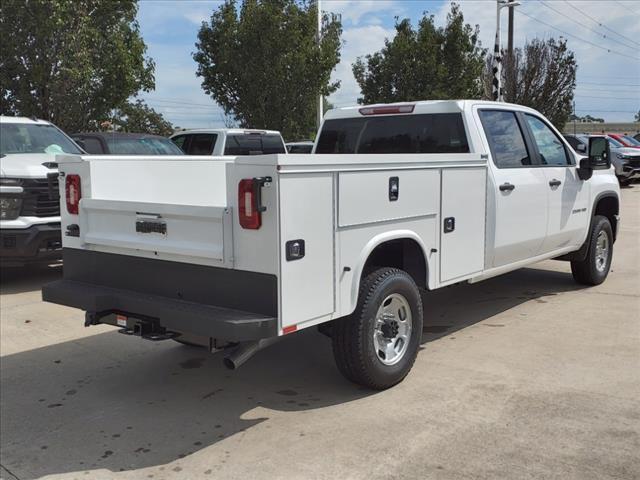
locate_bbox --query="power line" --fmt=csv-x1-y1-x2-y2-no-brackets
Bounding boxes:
579,74,640,80
576,88,639,95
575,95,638,100
612,0,640,16
574,109,638,113
563,0,640,48
516,9,639,61
539,1,637,53
579,81,640,87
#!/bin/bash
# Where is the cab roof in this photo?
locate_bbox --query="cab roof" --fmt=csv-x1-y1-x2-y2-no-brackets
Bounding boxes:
171,128,282,137
0,115,51,125
324,99,537,120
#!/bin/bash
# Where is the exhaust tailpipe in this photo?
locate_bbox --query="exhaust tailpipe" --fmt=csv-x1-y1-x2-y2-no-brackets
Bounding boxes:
223,337,279,370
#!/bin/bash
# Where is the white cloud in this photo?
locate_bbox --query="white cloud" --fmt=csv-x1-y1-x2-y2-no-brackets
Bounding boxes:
324,0,404,25
139,44,226,129
328,24,396,107
137,1,221,28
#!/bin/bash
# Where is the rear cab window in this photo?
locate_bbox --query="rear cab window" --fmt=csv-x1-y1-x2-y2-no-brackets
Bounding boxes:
316,113,469,154
184,134,218,155
224,133,286,155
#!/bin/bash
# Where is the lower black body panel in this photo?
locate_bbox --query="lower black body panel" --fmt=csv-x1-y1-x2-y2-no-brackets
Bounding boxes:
42,249,278,341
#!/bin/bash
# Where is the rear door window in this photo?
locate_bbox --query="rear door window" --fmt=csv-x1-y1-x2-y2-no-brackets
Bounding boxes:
224,134,286,155
185,134,217,155
315,113,469,154
479,110,531,168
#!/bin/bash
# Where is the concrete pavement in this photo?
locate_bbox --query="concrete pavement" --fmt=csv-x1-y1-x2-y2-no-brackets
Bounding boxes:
1,188,639,480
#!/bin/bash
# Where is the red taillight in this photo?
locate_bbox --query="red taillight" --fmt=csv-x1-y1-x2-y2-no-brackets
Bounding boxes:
359,104,415,115
238,179,261,229
65,174,81,214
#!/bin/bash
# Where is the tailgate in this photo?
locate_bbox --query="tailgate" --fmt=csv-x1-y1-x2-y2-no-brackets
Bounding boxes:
79,198,233,266
57,156,235,267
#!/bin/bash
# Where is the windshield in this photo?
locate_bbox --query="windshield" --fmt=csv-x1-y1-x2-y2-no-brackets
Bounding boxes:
622,135,640,146
105,136,184,155
607,137,623,148
0,123,82,155
224,134,286,155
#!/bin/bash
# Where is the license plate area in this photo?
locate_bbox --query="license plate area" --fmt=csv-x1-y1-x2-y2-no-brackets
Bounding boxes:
136,218,167,235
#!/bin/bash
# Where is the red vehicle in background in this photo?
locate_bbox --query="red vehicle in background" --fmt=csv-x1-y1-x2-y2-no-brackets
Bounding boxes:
607,133,640,149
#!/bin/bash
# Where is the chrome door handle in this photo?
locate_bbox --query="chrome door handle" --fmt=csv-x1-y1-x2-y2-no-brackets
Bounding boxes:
499,182,515,192
549,179,562,187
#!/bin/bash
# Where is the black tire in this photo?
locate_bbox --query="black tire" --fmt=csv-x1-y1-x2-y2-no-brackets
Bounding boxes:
332,267,423,390
571,215,613,286
619,178,631,187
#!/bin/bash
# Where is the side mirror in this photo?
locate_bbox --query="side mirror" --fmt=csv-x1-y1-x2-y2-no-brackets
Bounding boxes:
588,136,611,169
576,143,586,153
578,137,610,181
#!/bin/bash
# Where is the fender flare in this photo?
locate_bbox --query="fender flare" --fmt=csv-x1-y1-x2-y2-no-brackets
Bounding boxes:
560,191,620,262
348,230,431,315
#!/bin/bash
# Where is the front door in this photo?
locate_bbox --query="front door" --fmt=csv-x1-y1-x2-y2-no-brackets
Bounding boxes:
522,114,590,252
478,109,548,268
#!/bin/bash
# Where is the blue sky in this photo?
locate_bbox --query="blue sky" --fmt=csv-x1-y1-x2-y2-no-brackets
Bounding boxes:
136,0,640,129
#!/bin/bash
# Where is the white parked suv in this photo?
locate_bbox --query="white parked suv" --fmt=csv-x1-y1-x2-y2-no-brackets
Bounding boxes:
170,128,286,156
0,116,83,267
43,100,620,389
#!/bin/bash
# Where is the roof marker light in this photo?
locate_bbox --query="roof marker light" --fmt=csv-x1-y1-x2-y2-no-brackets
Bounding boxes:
359,105,415,116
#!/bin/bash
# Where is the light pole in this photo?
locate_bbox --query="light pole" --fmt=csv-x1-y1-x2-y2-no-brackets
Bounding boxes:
317,0,323,130
492,0,520,102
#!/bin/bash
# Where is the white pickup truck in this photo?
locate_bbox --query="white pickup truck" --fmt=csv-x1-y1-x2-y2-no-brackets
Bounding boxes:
43,100,620,389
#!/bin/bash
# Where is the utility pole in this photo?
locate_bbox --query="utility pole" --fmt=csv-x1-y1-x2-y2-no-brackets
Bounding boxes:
493,0,520,102
317,0,323,130
507,5,514,58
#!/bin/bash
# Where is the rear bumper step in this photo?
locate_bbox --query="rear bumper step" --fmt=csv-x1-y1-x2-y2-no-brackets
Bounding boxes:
43,279,277,342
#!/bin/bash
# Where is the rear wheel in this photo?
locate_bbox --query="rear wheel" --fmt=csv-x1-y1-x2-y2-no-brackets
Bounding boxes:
571,215,613,286
332,267,423,390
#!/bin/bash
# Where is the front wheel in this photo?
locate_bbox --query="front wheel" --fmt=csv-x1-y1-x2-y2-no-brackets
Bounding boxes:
332,268,423,390
571,215,613,286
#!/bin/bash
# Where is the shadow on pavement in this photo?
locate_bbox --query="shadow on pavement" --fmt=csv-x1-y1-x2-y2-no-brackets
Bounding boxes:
420,266,585,343
0,262,62,295
0,264,585,478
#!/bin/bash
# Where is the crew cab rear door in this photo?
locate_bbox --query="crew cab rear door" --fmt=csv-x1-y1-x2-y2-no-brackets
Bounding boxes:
478,109,548,268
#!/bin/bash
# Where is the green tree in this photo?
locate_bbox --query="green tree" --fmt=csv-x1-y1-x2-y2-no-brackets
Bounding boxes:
486,38,576,128
0,0,154,132
352,3,485,104
109,99,176,136
635,110,639,122
193,0,342,140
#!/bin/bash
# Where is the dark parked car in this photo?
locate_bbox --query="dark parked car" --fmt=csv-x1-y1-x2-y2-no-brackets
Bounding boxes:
286,141,314,153
71,132,184,155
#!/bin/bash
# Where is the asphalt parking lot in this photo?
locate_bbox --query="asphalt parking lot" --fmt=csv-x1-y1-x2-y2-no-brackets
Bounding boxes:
1,188,639,480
